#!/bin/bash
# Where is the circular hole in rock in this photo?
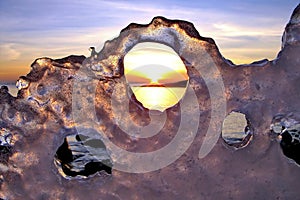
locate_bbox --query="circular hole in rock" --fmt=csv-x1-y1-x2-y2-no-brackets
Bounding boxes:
124,42,189,112
37,84,47,95
270,115,300,166
54,133,113,179
221,111,253,149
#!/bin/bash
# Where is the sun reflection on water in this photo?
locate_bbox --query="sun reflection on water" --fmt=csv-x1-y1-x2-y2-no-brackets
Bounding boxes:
131,86,187,111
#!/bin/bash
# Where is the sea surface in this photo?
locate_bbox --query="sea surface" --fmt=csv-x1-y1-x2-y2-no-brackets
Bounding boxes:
1,84,18,97
131,86,186,111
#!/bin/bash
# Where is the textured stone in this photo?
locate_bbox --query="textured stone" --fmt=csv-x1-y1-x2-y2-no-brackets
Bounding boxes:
0,4,299,200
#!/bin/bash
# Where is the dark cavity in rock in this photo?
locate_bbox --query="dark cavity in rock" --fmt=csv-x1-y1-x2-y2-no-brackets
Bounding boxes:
54,133,113,179
271,114,300,165
0,128,13,156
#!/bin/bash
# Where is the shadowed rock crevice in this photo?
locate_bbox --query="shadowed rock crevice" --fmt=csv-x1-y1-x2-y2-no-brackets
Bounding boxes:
271,113,300,165
54,133,113,179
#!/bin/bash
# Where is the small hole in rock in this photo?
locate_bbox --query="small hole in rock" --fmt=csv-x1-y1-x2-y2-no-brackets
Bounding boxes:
37,84,47,95
221,111,253,149
54,134,112,179
124,42,189,112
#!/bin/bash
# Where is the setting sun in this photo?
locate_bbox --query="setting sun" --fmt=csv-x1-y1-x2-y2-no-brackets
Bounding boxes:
124,42,188,111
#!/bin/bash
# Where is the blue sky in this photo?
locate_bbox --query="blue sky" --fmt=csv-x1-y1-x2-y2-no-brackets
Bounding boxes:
0,0,299,81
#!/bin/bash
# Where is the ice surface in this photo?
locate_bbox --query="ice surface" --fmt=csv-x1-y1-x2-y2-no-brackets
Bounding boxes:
15,77,29,90
0,4,299,200
282,4,300,48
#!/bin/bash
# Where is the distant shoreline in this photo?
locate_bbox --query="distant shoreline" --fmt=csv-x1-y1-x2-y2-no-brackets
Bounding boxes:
0,82,15,85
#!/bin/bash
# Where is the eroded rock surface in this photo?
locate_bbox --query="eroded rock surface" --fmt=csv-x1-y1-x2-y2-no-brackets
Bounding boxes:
0,4,299,200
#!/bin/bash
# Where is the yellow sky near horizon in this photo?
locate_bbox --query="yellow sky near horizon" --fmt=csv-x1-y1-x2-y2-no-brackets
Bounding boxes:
0,44,280,83
0,60,32,82
0,38,281,83
0,31,282,84
0,48,279,83
124,42,189,85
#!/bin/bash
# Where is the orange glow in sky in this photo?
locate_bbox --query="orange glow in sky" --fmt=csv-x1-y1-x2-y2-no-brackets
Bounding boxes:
124,42,188,84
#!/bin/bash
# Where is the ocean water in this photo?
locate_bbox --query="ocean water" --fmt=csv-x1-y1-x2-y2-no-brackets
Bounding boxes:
1,84,18,97
131,86,186,111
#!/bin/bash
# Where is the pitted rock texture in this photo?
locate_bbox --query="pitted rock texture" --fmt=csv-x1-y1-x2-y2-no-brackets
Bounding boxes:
0,4,300,200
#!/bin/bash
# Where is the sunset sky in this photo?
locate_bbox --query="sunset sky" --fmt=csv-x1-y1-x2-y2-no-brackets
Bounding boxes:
0,0,299,82
124,42,188,85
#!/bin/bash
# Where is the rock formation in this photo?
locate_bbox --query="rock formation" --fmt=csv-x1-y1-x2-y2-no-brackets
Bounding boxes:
0,4,299,200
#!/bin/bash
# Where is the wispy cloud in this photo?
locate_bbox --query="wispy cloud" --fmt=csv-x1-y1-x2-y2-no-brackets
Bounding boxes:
0,43,21,61
212,23,282,37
